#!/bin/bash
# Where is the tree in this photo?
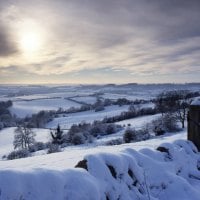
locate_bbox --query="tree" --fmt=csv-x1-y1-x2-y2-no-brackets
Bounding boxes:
155,90,190,128
174,93,190,128
13,126,36,150
50,124,64,144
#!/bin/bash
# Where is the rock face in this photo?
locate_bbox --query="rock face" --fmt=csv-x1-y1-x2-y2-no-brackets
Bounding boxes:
188,101,200,151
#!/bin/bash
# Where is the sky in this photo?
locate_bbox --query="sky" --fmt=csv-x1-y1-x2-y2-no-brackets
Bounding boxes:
0,0,199,84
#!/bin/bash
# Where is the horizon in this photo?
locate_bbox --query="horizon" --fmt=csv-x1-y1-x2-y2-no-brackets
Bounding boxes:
0,82,200,87
0,0,200,84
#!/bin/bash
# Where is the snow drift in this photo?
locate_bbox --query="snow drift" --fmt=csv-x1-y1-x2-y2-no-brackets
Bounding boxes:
0,140,200,200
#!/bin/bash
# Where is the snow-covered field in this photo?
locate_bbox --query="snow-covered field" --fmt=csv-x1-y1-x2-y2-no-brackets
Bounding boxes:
70,96,98,104
0,84,200,199
0,128,187,170
0,128,50,158
9,98,81,118
46,105,130,129
0,131,200,200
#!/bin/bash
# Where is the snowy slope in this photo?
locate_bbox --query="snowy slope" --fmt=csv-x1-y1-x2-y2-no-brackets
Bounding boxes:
46,105,129,129
0,130,187,170
9,98,81,118
0,128,50,158
0,138,199,200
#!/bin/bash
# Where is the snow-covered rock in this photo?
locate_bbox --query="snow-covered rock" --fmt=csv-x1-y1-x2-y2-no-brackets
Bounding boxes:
191,98,200,106
0,140,199,200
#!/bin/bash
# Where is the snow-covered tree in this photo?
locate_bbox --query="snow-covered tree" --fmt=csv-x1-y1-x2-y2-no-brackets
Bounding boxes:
13,126,36,150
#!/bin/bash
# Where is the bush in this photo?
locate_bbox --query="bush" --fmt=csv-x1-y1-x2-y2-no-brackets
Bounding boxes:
105,138,123,146
123,129,137,143
47,143,61,154
162,113,180,132
151,113,180,135
71,132,86,145
123,127,150,143
94,105,105,112
29,142,46,152
105,124,116,135
136,127,150,141
151,118,166,136
7,149,30,160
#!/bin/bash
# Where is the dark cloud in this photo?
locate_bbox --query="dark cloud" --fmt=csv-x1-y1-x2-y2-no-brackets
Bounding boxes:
0,23,18,57
0,0,199,83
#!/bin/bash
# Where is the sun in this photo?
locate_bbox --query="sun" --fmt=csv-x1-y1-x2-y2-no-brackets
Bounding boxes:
19,30,42,54
17,19,45,57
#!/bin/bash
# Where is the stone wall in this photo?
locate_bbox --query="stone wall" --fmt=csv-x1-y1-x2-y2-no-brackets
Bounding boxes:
188,105,200,151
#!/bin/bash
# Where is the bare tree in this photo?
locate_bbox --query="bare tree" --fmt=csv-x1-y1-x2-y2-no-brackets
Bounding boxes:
176,91,190,128
155,90,190,128
13,126,36,150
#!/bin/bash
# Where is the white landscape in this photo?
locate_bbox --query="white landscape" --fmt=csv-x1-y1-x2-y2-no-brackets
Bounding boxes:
1,0,200,199
0,84,200,200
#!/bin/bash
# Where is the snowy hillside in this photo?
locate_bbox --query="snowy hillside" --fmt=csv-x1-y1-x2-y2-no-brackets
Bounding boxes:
46,105,129,129
9,98,81,118
0,137,199,200
0,83,200,199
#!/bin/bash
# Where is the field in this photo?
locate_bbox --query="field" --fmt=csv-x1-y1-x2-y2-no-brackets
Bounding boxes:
0,83,200,200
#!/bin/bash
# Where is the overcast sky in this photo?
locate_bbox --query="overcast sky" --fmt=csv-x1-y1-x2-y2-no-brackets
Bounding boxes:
0,0,199,84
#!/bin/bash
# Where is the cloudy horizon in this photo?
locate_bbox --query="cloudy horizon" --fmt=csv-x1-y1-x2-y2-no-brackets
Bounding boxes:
0,0,200,84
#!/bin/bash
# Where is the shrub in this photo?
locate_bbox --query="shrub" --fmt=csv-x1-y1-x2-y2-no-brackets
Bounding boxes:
123,129,137,143
7,149,30,160
151,114,180,135
136,127,150,141
151,118,166,136
29,142,46,152
162,113,180,132
47,143,61,154
105,124,116,135
105,138,123,146
94,105,105,112
123,127,150,143
71,132,86,145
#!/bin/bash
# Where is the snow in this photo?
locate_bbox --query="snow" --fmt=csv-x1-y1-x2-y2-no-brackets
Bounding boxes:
0,128,50,158
0,137,199,200
0,128,15,158
116,113,161,128
0,129,187,170
1,84,200,199
46,105,129,129
191,97,200,106
70,96,98,104
9,98,81,118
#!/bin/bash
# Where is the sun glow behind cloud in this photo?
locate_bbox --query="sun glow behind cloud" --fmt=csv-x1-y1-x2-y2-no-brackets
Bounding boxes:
16,19,45,60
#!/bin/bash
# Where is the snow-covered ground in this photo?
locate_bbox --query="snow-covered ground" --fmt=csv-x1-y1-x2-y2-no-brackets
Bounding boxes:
0,84,200,199
116,113,161,128
0,131,199,200
70,96,98,104
0,128,50,158
46,105,130,129
9,98,81,118
0,127,187,170
0,113,159,158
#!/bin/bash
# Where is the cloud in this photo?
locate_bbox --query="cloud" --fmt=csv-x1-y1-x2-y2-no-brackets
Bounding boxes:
0,0,199,83
0,23,18,57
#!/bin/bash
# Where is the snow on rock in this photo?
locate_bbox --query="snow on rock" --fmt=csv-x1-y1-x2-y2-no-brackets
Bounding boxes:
0,140,200,200
191,98,200,106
